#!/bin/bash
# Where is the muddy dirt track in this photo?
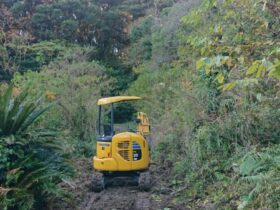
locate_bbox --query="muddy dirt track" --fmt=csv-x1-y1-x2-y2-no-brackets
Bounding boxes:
58,159,189,210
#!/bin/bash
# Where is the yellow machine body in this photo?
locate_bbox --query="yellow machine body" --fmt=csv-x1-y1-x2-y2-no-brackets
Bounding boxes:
94,132,149,171
93,96,151,172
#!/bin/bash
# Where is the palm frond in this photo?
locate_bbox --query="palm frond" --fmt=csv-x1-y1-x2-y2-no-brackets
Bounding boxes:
0,85,53,135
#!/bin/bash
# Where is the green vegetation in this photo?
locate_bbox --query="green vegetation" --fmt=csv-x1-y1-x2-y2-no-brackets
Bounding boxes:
13,46,114,156
0,0,279,209
128,0,280,208
0,85,73,210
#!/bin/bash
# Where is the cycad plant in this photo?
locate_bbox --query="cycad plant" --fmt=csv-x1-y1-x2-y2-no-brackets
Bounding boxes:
0,85,52,135
0,85,73,210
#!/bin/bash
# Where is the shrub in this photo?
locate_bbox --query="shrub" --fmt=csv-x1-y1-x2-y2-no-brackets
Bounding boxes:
0,85,73,210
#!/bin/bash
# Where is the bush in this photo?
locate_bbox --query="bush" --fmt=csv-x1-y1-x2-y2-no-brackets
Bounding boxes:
0,85,73,210
13,47,114,156
129,0,280,208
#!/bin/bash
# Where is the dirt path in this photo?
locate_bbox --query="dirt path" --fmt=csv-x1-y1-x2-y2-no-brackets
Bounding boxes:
57,158,188,210
82,187,152,210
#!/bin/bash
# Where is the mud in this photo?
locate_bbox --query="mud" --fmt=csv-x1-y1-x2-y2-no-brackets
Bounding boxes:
57,158,189,210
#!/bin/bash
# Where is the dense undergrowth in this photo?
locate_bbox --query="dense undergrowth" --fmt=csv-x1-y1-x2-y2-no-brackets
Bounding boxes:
0,85,73,210
128,0,280,209
0,0,280,209
0,0,139,208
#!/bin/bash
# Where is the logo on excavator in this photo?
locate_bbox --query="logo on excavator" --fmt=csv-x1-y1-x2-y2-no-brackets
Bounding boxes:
99,143,110,147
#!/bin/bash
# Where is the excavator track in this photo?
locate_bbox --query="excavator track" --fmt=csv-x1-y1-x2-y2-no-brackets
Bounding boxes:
91,171,105,192
138,171,151,191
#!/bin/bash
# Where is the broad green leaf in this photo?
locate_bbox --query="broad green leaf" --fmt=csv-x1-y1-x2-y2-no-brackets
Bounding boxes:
246,62,259,75
205,64,211,74
269,48,280,55
216,73,225,84
196,59,205,70
256,65,266,78
222,81,237,91
269,63,280,80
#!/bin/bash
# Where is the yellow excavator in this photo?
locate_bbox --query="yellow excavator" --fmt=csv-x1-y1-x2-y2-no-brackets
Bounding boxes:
92,96,151,192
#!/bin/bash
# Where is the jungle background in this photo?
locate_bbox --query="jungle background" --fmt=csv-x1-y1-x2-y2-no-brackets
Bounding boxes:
0,0,280,209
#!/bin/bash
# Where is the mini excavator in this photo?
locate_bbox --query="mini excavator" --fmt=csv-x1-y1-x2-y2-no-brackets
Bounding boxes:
92,96,151,192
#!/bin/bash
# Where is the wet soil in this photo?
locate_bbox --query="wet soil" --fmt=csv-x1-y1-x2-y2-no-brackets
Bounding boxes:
57,158,189,210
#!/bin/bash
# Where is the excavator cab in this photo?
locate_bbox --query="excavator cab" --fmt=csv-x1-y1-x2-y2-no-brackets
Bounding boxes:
92,96,151,192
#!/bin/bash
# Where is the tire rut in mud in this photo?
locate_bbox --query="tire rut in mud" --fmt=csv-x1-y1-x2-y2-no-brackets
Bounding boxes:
57,159,186,210
83,187,150,210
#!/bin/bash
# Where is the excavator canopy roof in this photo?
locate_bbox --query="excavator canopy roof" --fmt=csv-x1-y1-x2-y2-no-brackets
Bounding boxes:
97,96,141,105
